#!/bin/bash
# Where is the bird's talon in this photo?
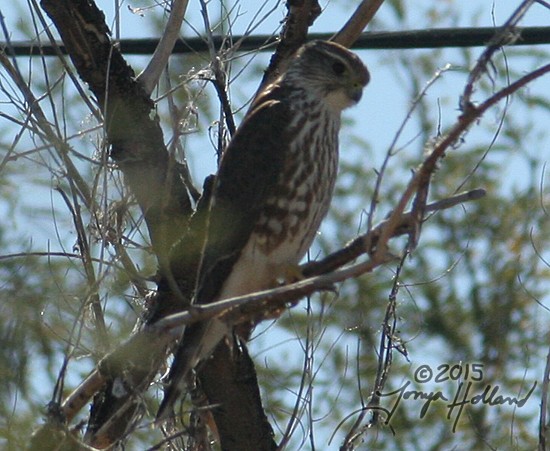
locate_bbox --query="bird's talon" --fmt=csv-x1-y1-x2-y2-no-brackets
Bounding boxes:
277,263,305,285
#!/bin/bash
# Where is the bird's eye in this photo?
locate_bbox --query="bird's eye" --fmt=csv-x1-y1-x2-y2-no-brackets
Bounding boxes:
332,61,346,75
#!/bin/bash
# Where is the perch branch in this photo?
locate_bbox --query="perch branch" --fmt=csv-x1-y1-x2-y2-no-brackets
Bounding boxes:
58,188,484,423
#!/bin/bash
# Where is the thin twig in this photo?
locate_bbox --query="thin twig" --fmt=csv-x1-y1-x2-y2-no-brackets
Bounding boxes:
199,0,236,139
55,186,109,349
332,0,385,47
137,0,190,94
461,0,536,110
340,253,407,450
0,52,93,207
366,64,452,234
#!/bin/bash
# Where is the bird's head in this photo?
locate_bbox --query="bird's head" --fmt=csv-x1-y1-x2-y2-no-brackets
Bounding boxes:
286,40,370,112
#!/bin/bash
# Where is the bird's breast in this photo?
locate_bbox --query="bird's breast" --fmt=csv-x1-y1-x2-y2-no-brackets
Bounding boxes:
252,109,340,265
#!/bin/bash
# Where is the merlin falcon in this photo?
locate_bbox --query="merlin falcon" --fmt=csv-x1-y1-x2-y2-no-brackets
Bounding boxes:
157,40,369,420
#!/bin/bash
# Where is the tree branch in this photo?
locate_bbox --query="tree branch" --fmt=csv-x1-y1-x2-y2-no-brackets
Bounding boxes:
137,0,190,94
41,0,193,264
56,188,485,430
332,0,385,47
256,0,322,94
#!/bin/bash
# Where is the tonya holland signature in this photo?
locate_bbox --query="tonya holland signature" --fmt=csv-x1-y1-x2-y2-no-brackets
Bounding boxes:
376,364,537,432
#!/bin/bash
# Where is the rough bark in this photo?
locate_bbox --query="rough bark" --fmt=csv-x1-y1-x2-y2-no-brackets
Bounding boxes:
40,0,275,449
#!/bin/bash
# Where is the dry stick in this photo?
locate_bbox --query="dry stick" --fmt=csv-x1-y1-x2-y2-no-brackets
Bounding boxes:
378,61,550,266
462,0,536,109
277,297,317,450
0,251,105,263
137,0,190,94
0,52,93,207
366,64,452,236
332,0,385,47
59,189,483,422
0,248,148,298
341,254,407,451
199,0,236,138
55,186,109,349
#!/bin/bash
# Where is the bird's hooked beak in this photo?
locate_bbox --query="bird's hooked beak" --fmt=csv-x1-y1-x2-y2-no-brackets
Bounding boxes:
347,67,369,104
347,83,364,103
325,60,370,111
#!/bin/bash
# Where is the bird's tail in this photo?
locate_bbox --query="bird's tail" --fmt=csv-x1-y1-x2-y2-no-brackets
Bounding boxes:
155,318,229,422
155,336,197,423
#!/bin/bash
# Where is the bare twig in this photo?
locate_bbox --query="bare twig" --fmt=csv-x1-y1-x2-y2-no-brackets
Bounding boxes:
55,186,109,349
199,0,236,139
332,0,385,47
340,252,408,451
277,297,317,450
366,64,452,234
0,52,93,207
461,0,536,110
137,0,190,94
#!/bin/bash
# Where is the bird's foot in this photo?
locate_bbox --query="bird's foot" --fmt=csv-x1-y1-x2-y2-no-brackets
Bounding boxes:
276,262,305,285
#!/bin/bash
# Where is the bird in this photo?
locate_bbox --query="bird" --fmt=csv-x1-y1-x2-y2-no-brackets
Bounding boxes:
157,40,369,421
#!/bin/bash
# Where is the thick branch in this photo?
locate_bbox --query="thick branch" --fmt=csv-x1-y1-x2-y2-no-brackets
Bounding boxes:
41,0,192,263
39,0,194,447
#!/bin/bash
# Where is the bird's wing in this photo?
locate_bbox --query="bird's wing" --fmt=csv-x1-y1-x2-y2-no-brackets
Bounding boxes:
157,89,292,421
195,90,291,305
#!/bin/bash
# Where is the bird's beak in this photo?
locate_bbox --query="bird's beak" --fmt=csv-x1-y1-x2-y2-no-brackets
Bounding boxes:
347,84,364,103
